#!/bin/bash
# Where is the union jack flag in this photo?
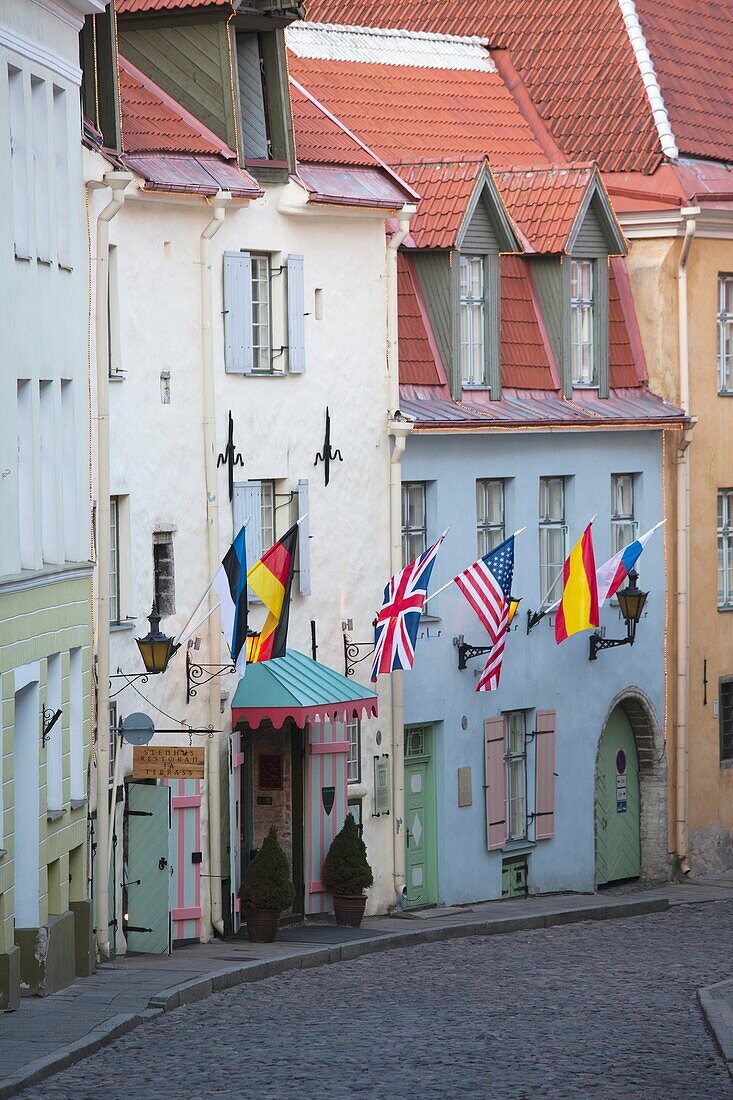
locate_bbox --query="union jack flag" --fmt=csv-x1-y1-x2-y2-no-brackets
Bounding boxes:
371,535,445,681
454,536,515,692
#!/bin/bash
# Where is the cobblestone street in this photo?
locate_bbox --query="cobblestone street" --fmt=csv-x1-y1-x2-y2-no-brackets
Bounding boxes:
23,901,733,1099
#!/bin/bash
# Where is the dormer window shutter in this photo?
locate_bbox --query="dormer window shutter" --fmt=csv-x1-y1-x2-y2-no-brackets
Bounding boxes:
287,254,305,374
224,252,253,374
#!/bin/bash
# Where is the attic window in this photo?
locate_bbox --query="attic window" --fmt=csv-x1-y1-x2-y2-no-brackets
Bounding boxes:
570,259,594,385
237,33,271,159
459,255,486,386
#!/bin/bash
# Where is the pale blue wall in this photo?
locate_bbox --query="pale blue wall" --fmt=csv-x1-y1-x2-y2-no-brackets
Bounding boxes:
401,428,666,903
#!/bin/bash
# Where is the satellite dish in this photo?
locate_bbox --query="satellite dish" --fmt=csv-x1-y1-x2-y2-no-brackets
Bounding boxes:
121,712,155,746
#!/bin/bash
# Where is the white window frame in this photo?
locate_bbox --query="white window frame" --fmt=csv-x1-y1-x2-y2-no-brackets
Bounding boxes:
108,701,117,787
459,254,486,387
401,482,427,565
251,253,272,373
718,275,733,395
346,718,361,784
718,490,733,610
477,478,505,556
539,477,567,604
109,497,120,625
504,710,528,843
611,474,637,556
570,259,595,386
720,677,733,763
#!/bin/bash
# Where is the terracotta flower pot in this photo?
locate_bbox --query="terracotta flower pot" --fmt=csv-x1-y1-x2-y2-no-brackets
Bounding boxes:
243,908,279,943
332,893,367,928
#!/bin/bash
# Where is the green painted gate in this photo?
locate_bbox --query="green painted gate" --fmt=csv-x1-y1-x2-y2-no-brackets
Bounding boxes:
404,726,437,908
126,783,173,954
595,706,641,886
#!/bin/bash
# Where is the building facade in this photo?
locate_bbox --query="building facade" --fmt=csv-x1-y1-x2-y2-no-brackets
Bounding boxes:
0,0,99,1010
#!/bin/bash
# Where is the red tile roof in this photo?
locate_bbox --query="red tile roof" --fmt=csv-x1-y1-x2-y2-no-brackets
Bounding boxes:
394,161,483,249
609,258,646,388
287,54,547,166
290,79,377,166
398,254,444,387
495,166,594,254
633,0,733,165
117,0,230,12
500,256,557,389
304,2,663,174
119,56,233,156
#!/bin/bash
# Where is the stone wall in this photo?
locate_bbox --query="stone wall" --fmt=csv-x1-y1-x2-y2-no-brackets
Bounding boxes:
251,728,293,864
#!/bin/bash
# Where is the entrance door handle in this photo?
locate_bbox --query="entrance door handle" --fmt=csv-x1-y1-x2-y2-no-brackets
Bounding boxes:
406,830,411,848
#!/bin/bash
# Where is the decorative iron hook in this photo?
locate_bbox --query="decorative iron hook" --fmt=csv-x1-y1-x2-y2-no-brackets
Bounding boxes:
314,406,343,486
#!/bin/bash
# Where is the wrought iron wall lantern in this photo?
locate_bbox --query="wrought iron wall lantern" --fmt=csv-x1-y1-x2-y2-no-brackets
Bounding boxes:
41,705,62,747
135,604,180,675
454,598,521,670
589,569,648,661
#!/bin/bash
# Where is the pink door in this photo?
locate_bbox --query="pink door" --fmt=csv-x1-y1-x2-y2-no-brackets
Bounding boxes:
164,779,202,944
305,719,348,915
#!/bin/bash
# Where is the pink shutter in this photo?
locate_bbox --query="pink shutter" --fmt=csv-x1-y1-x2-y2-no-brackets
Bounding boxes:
484,717,507,851
535,709,556,840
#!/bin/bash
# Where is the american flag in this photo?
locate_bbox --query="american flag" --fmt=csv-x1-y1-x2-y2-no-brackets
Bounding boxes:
454,536,515,692
371,535,445,681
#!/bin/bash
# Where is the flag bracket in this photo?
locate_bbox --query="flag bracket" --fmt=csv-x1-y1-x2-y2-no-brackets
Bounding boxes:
186,647,236,703
453,635,493,671
526,608,550,634
343,631,375,678
589,629,633,662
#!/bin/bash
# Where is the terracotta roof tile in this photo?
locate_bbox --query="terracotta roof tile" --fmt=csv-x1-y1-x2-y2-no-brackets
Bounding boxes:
117,0,230,12
398,253,444,387
500,256,557,389
609,259,645,388
119,56,232,156
287,54,546,165
494,165,594,254
394,160,483,248
289,80,377,166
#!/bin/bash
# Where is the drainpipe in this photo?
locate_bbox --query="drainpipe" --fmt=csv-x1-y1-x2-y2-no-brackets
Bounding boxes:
386,207,416,906
94,171,132,958
200,192,231,935
676,208,698,876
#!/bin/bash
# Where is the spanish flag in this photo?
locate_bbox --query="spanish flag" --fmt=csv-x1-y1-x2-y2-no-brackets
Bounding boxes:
555,522,599,644
247,523,298,662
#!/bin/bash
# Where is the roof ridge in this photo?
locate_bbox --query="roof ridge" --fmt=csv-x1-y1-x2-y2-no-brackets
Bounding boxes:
295,20,490,47
616,0,679,160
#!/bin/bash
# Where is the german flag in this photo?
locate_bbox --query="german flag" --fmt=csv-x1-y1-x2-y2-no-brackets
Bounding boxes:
247,523,298,662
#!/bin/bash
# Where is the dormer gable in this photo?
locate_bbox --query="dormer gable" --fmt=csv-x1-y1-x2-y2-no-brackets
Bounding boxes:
456,164,521,255
567,178,627,259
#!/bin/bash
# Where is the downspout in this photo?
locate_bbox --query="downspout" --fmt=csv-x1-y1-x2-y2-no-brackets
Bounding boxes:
386,206,416,907
94,171,132,958
676,208,698,876
200,192,231,935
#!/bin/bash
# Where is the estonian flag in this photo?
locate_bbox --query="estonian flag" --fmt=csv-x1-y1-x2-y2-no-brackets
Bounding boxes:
212,526,248,676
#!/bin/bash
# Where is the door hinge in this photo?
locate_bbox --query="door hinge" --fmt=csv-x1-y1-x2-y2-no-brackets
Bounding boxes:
127,810,154,817
125,925,153,933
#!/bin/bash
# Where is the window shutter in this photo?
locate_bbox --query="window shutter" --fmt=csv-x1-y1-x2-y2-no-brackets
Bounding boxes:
224,252,253,374
535,709,556,840
287,254,305,374
484,717,507,851
233,480,262,582
297,478,311,596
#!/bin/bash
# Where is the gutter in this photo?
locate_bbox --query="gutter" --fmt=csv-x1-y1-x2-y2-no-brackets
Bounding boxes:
92,170,132,959
675,207,699,876
200,192,231,936
386,208,416,909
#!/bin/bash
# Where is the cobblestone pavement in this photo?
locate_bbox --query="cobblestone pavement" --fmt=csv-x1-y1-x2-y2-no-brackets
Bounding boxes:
24,902,733,1099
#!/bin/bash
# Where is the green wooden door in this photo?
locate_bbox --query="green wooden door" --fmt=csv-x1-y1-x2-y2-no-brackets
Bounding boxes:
595,707,641,886
126,783,172,954
404,726,437,908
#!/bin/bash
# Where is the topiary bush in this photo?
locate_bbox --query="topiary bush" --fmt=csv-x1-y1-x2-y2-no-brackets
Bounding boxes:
238,826,295,912
322,813,374,896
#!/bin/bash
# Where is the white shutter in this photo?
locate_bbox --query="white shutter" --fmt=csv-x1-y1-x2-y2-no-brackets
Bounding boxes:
287,254,305,374
297,478,311,596
233,480,262,585
224,252,253,374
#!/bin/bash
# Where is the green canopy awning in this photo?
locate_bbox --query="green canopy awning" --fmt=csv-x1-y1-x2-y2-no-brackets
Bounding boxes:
231,649,378,730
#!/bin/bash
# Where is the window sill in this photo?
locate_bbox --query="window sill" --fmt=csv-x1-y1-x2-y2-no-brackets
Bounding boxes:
717,606,733,613
420,614,441,624
111,619,136,633
47,809,65,822
717,390,733,397
462,384,491,392
250,371,289,379
501,839,536,855
572,383,600,390
720,759,733,770
109,373,126,383
70,797,88,810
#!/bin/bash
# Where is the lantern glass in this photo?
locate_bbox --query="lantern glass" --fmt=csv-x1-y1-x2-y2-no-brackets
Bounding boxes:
245,631,261,664
507,598,521,628
617,571,648,624
135,606,176,675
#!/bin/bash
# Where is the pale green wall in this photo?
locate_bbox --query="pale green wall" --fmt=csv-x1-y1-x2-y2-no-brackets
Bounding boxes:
0,571,93,954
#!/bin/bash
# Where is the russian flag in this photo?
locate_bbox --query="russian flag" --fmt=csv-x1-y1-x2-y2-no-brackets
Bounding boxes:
211,526,248,676
596,523,663,608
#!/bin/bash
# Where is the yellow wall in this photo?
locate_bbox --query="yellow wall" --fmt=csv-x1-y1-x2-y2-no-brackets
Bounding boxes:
627,234,733,871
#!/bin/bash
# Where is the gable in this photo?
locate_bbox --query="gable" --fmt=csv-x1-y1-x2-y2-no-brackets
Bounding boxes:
568,186,627,258
460,195,499,253
571,198,608,257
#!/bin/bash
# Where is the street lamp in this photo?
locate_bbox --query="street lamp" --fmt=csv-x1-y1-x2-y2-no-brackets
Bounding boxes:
589,569,649,660
135,604,179,675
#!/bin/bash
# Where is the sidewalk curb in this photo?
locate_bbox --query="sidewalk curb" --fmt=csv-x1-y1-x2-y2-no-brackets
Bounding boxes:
698,979,733,1078
0,896,669,1097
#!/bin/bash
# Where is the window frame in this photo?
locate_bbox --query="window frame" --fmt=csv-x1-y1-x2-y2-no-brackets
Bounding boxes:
570,258,595,386
718,489,733,610
401,482,427,566
538,477,567,604
109,496,121,625
504,710,528,843
459,253,487,387
251,252,273,374
720,677,733,764
611,473,637,556
718,274,733,395
476,478,505,557
108,700,118,787
346,718,361,784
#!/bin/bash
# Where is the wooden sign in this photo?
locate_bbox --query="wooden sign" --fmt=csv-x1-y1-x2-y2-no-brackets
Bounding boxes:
132,745,205,779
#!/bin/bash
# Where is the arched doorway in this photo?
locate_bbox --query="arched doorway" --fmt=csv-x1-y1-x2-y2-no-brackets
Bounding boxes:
595,690,668,887
595,706,641,885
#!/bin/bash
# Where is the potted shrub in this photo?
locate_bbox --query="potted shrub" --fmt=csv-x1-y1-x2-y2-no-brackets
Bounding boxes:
322,813,373,928
238,826,294,943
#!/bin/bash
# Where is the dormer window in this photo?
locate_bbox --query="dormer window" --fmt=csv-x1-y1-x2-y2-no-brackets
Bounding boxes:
460,255,486,386
570,259,594,385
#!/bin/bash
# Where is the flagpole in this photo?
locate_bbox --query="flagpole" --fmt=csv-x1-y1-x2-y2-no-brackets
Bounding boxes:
177,602,221,648
174,579,215,646
424,527,523,606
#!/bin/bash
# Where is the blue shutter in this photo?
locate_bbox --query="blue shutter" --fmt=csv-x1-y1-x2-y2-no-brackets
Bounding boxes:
224,252,253,374
287,254,305,374
233,481,262,602
297,478,311,596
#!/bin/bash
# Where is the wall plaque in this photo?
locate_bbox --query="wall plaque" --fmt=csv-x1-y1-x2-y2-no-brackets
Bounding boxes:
132,745,205,779
457,766,472,808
